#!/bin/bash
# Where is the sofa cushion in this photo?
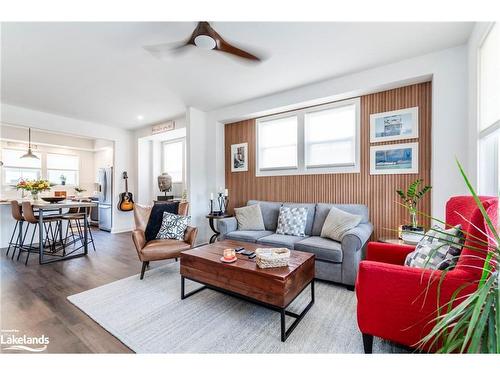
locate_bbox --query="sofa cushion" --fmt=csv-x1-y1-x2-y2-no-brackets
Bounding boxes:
234,204,265,231
156,212,190,240
145,201,180,242
312,203,368,236
320,206,362,241
283,202,316,235
276,206,308,237
247,200,282,231
295,236,343,263
225,230,274,243
257,233,308,249
405,225,464,270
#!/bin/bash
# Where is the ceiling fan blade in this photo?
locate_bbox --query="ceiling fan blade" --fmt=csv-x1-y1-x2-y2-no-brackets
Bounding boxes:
216,39,261,61
143,41,190,59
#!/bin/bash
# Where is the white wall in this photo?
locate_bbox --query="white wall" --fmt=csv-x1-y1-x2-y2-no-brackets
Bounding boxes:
204,45,470,222
186,107,209,245
0,103,135,233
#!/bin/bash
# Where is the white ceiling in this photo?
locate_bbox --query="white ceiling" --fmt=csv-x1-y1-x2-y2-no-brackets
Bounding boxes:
1,22,474,129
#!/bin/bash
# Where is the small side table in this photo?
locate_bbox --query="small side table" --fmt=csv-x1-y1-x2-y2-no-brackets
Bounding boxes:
206,213,233,243
378,237,411,246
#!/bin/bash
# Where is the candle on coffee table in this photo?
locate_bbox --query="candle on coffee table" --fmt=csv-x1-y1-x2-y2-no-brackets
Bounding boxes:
223,248,235,260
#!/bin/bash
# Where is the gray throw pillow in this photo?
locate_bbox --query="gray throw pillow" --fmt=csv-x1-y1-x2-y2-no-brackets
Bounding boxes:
276,206,308,237
405,225,464,270
234,204,265,231
320,206,362,241
156,212,190,240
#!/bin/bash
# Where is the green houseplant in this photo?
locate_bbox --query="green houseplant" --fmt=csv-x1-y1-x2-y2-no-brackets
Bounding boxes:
396,179,432,230
417,161,499,353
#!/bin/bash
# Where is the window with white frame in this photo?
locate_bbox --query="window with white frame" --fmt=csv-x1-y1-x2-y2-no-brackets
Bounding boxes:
1,148,42,185
257,115,298,170
256,98,360,176
47,153,79,185
162,139,185,183
478,23,500,196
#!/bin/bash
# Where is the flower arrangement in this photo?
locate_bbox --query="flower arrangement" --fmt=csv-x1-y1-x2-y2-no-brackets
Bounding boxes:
16,179,51,200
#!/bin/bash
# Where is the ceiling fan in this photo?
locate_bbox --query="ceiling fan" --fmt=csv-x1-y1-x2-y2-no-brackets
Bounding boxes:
144,22,262,62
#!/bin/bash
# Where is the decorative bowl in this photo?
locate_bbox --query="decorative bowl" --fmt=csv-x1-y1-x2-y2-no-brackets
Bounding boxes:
41,197,66,204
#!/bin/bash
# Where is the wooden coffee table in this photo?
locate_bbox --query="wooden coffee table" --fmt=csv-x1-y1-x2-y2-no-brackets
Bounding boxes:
180,240,315,342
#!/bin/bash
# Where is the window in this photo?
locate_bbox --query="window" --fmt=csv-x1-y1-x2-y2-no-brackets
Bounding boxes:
162,139,185,183
1,149,42,185
479,23,499,131
478,23,500,196
256,98,360,176
47,153,79,185
305,104,357,168
257,115,298,170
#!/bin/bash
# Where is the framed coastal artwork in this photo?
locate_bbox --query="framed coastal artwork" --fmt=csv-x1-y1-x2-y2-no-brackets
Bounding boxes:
370,142,419,175
370,107,418,143
231,142,248,172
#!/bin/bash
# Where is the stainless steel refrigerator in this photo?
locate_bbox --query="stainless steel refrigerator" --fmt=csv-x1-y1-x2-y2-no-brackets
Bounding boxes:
97,167,113,231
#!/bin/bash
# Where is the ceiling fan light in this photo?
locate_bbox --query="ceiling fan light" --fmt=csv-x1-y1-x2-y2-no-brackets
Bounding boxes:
194,35,216,50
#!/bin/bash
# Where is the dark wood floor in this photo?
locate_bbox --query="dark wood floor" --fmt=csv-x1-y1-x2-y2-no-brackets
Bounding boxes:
0,228,174,353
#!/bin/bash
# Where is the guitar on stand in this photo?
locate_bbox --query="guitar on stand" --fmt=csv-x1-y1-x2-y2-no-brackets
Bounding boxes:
118,171,134,211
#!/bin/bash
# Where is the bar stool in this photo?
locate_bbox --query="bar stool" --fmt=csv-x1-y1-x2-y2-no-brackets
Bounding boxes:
18,201,64,265
6,200,25,260
62,204,96,251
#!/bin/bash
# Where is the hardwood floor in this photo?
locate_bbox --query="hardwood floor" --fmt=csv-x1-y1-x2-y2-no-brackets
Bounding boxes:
0,228,174,353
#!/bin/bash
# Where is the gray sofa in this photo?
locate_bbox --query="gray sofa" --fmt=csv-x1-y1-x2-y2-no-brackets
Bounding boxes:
217,200,373,288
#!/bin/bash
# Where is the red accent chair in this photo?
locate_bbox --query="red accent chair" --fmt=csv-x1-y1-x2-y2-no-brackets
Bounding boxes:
356,196,498,353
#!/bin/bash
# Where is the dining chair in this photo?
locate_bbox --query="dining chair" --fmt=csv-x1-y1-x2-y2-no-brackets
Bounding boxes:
18,202,64,265
6,200,25,260
62,202,96,251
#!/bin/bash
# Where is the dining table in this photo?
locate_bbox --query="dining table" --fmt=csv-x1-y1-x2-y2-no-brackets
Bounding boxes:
20,200,97,264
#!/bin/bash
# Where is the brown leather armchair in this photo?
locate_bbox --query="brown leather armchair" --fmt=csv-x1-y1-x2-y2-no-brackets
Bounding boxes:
132,202,197,279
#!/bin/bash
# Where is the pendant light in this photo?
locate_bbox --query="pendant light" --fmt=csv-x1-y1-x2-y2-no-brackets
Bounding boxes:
21,128,39,159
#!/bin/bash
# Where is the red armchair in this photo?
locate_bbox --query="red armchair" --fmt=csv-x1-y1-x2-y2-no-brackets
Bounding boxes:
356,196,498,353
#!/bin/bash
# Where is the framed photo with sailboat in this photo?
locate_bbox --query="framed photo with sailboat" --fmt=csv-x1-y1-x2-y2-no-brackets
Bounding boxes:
370,107,419,143
370,142,419,175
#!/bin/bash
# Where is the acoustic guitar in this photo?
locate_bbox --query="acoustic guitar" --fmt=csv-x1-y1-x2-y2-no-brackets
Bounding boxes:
118,171,134,211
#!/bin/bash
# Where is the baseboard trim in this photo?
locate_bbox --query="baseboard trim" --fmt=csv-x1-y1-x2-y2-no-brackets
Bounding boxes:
111,227,134,234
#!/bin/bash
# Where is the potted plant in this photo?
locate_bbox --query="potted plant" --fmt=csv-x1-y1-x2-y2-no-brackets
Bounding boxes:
396,179,431,240
418,161,499,353
16,179,51,201
60,174,67,185
74,186,86,197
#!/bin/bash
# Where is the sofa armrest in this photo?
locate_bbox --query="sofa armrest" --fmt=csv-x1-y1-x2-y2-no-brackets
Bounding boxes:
366,241,416,265
132,229,146,259
340,222,373,286
184,226,198,248
341,222,373,251
216,217,238,240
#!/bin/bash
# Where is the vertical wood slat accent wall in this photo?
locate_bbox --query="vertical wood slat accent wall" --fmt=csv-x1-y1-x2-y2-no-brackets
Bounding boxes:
224,82,432,240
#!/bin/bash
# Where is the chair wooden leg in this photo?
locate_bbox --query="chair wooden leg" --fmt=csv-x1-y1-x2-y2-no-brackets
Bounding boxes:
140,261,149,280
362,333,373,354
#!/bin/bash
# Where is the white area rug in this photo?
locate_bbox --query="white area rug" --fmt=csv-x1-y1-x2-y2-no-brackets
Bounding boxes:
67,262,405,353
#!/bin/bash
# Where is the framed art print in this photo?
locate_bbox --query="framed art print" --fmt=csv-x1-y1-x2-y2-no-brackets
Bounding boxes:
231,142,248,172
370,107,418,143
370,142,419,175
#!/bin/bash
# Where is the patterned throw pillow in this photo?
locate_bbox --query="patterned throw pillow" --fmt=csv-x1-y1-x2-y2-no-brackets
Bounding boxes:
156,212,190,240
404,225,464,270
275,206,308,237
